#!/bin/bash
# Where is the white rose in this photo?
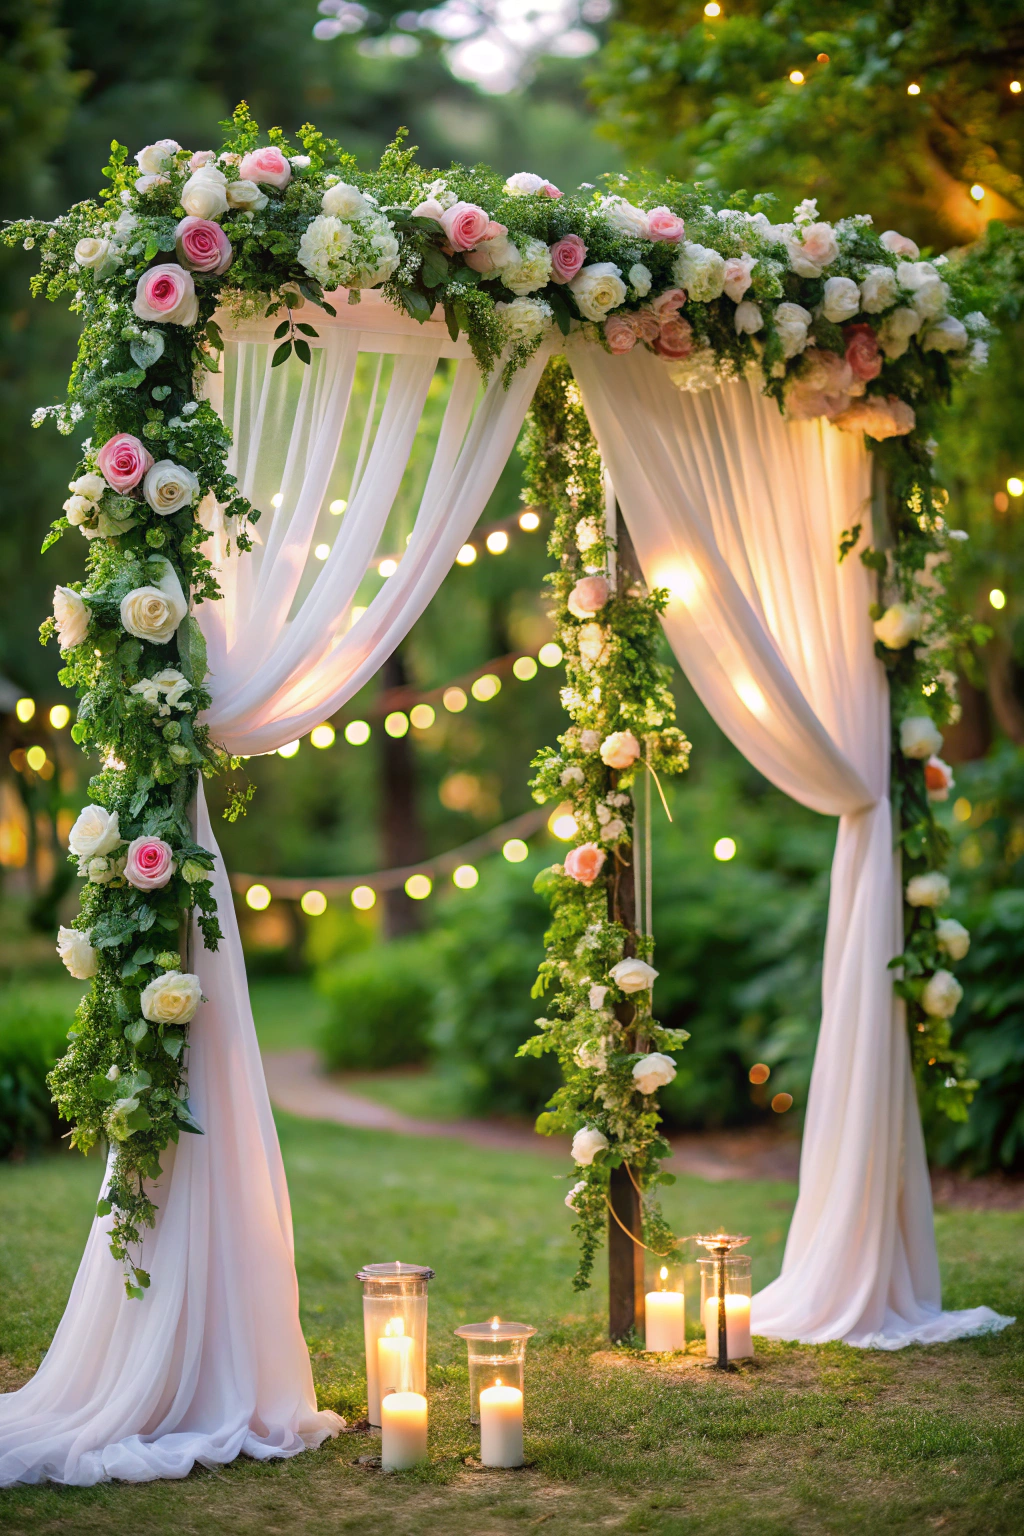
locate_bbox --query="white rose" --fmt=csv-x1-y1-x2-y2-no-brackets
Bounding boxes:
62,493,94,524
734,300,763,335
495,297,552,343
609,957,659,994
135,139,181,174
86,855,123,885
130,676,161,707
912,278,949,321
52,585,91,649
141,969,203,1025
135,174,170,196
143,460,200,515
181,168,229,220
226,179,268,212
773,301,812,358
56,925,97,980
589,984,609,1009
120,560,188,645
68,804,121,859
821,276,861,323
896,260,940,292
921,316,969,353
672,242,726,301
880,229,920,260
322,181,370,218
501,238,553,296
73,237,119,279
786,222,839,278
632,1051,677,1095
921,969,963,1019
629,263,652,297
152,667,192,708
859,266,898,313
565,1179,586,1210
504,172,547,195
571,1126,609,1166
936,918,970,962
873,603,924,649
600,196,650,239
906,871,951,909
569,263,628,322
877,306,922,359
900,715,943,759
71,472,105,500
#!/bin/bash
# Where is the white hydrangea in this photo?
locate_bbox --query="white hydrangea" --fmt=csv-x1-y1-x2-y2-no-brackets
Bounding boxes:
501,238,553,296
322,181,371,219
906,871,951,909
921,969,963,1019
495,296,552,342
936,918,970,961
672,242,726,301
297,215,354,287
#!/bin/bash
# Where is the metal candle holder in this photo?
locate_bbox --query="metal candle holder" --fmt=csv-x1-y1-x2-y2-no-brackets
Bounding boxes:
693,1232,750,1371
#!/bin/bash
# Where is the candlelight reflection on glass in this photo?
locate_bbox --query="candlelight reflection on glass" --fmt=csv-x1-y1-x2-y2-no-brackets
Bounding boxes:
357,1261,434,1426
694,1233,752,1369
454,1318,536,1425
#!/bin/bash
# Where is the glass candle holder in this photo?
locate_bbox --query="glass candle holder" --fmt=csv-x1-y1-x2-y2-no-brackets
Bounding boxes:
357,1261,434,1426
643,1251,686,1352
454,1319,537,1425
698,1255,753,1363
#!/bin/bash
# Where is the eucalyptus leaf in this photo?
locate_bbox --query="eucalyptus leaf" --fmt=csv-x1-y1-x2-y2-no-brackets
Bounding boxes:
152,384,171,401
125,1020,149,1046
130,330,165,370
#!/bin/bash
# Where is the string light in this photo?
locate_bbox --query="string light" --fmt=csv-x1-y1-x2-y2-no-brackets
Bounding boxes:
245,884,271,910
351,885,376,910
970,184,985,201
277,740,300,758
907,82,921,95
15,698,35,723
502,838,528,863
300,890,327,916
704,1,720,13
789,70,804,85
485,530,509,554
456,543,477,565
378,558,398,577
344,720,371,745
816,52,829,63
405,873,432,899
384,710,410,737
989,588,1006,609
453,864,479,889
329,498,347,514
471,673,501,702
518,510,541,531
443,686,468,713
1006,476,1023,496
410,704,435,729
26,746,47,772
714,837,737,861
548,806,578,840
512,656,538,681
314,543,330,560
310,724,336,748
1011,81,1022,94
49,704,70,729
538,642,563,668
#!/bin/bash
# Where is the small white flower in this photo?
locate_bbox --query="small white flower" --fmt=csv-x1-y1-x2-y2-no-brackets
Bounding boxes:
571,1126,609,1166
773,301,813,358
565,1179,587,1210
70,472,105,501
906,871,951,909
632,1052,677,1095
52,586,90,649
873,603,924,650
629,262,652,296
672,242,726,301
575,517,603,552
226,180,268,212
589,984,609,1010
574,1039,607,1071
921,968,963,1019
921,316,969,353
135,139,181,174
106,1064,121,1082
600,817,626,843
504,171,548,196
600,196,650,239
936,918,970,961
900,715,943,759
495,296,552,341
609,957,658,994
560,765,585,786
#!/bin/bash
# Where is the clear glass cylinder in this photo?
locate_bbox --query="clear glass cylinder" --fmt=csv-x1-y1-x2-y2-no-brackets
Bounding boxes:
357,1261,434,1426
699,1255,753,1361
643,1251,686,1352
454,1320,537,1425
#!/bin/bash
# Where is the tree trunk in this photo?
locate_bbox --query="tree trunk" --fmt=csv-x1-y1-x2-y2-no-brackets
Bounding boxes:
379,646,427,940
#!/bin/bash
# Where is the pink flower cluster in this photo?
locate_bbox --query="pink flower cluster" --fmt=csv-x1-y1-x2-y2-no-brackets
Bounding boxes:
602,288,692,360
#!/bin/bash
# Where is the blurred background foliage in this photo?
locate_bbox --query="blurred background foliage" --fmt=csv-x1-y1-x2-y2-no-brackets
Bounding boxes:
1,0,1022,1173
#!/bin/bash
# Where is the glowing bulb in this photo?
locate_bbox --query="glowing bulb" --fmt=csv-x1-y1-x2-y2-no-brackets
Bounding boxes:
271,492,284,508
1006,477,1023,497
300,890,327,916
25,745,47,772
310,724,336,749
548,807,578,840
277,740,300,758
513,656,538,681
344,720,371,745
384,711,410,737
405,873,432,899
471,673,501,702
15,698,35,723
453,864,479,889
714,837,737,861
704,0,720,12
789,70,804,84
442,687,468,713
538,643,563,668
378,558,398,578
486,529,509,555
410,704,435,729
351,885,376,910
907,82,921,95
329,498,347,514
519,510,541,531
314,543,330,561
455,543,477,566
246,884,271,911
49,704,70,729
989,588,1006,609
1012,81,1022,94
970,184,985,201
503,839,528,863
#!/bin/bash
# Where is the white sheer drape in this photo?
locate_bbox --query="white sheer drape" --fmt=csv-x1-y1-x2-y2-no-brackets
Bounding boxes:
570,344,1011,1348
0,296,547,1485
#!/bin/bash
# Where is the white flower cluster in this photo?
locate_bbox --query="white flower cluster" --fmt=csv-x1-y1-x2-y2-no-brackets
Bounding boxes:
297,182,400,291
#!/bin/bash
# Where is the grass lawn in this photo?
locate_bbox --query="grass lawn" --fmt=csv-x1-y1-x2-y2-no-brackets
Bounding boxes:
0,1103,1021,1536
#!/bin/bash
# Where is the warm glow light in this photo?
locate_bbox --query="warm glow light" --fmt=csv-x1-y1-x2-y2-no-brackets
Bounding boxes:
271,492,284,508
513,656,538,681
771,1093,794,1113
456,543,477,566
503,838,529,863
329,498,347,515
26,746,47,772
443,686,468,713
405,873,432,899
1007,477,1023,497
704,0,721,12
485,530,509,555
246,884,271,911
538,643,563,668
350,605,367,627
384,711,410,737
15,698,35,723
734,678,767,717
311,724,336,749
277,740,300,758
989,588,1006,610
301,889,327,916
953,797,972,822
471,673,501,702
789,69,804,84
907,82,921,95
378,558,398,578
749,1063,771,1085
816,52,829,62
548,807,578,840
49,704,70,729
519,510,541,531
656,563,701,607
714,837,737,861
344,719,371,745
970,183,985,201
410,704,435,730
1012,81,1022,94
314,543,330,561
453,864,479,889
351,884,376,910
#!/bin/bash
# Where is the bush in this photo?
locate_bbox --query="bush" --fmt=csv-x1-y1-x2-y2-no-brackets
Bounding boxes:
316,936,437,1071
0,998,70,1158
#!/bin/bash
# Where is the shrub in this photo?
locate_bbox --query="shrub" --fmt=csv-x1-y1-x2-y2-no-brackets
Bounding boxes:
316,936,437,1071
0,998,70,1158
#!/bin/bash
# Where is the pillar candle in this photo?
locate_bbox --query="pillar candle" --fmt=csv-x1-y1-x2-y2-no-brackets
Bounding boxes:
479,1381,524,1468
380,1391,428,1470
644,1289,685,1352
378,1320,414,1401
703,1293,753,1359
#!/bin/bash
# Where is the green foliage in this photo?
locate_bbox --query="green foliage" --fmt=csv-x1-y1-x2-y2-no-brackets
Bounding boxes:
0,999,70,1159
317,937,436,1072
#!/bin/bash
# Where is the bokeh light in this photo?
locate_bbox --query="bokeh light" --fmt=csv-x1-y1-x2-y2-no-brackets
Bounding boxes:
713,837,737,861
245,884,271,911
410,704,436,730
277,740,300,758
310,724,336,749
443,687,468,713
453,864,479,889
384,711,410,737
538,643,563,668
49,704,70,729
502,839,529,863
513,656,538,681
344,720,371,745
300,890,327,916
405,873,432,899
351,885,376,910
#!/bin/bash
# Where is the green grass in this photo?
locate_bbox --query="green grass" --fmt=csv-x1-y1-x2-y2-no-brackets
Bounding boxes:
0,1110,1021,1535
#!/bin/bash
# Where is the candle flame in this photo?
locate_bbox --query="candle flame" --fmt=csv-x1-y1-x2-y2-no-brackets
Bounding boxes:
384,1317,405,1337
495,1377,502,1386
490,1317,500,1329
659,1266,668,1282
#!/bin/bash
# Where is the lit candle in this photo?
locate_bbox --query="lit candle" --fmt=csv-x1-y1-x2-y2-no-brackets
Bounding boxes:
479,1379,524,1467
644,1267,685,1352
380,1391,428,1470
377,1317,414,1401
703,1293,753,1359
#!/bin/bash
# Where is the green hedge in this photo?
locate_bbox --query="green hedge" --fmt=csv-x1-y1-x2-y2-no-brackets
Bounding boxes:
0,999,70,1158
316,936,437,1072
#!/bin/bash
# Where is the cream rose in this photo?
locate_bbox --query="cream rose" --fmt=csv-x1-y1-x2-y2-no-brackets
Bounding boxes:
226,179,268,212
74,237,119,279
68,804,121,859
921,316,969,353
880,229,920,259
119,560,188,645
600,196,650,240
143,460,200,515
873,603,924,649
609,957,659,994
135,139,180,174
181,167,229,220
140,969,203,1025
53,586,90,649
900,715,943,759
632,1052,677,1095
773,302,813,358
877,306,922,359
936,918,970,962
600,730,641,770
786,222,838,277
906,871,950,909
734,300,763,336
502,238,552,296
56,925,97,980
571,1127,609,1166
921,969,963,1019
859,266,898,313
569,263,628,322
672,242,726,301
821,276,861,323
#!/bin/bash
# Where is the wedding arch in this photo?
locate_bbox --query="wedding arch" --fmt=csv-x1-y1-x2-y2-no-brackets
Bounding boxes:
0,108,1012,1486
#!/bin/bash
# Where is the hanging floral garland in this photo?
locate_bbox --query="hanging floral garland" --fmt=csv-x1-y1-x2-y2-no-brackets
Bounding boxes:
3,105,990,1294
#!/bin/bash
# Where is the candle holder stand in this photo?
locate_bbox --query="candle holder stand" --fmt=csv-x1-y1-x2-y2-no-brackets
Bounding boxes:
356,1261,434,1426
454,1319,536,1424
693,1233,751,1371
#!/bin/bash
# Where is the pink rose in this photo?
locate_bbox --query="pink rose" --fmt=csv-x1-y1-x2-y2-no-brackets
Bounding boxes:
567,575,611,619
411,198,445,222
97,433,154,492
238,146,292,189
564,843,606,887
787,222,839,276
124,836,176,891
189,150,216,171
604,314,637,354
463,222,512,273
550,234,587,284
786,349,858,421
600,730,641,770
844,323,882,382
628,310,661,344
133,263,199,326
924,756,954,801
650,288,686,318
540,181,562,199
722,256,756,303
654,316,694,360
831,395,915,441
880,229,920,260
175,216,233,275
647,206,685,242
439,201,491,251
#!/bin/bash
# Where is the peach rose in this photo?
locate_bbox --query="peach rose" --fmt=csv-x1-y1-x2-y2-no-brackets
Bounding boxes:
647,206,686,242
564,843,606,887
132,263,199,326
722,255,757,302
844,323,882,382
124,836,176,891
97,433,154,491
463,223,513,273
654,316,693,360
550,234,587,283
787,221,839,277
650,288,686,318
924,756,954,801
175,216,233,275
439,201,491,251
600,730,641,770
604,314,637,354
567,575,610,619
238,146,292,189
880,229,920,260
831,394,915,440
628,310,661,343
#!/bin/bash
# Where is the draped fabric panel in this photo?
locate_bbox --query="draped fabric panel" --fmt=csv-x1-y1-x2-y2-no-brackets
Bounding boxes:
569,344,1010,1348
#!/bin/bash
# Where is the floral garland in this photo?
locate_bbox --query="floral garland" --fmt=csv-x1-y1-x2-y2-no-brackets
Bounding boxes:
4,106,991,1294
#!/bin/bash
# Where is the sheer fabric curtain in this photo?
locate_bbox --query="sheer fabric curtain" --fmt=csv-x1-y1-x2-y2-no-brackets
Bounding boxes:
0,297,549,1486
570,343,1010,1348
